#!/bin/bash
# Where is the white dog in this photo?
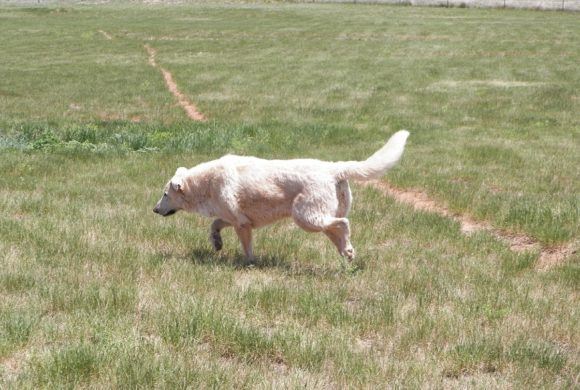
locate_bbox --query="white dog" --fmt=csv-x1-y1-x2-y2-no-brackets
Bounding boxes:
153,130,409,261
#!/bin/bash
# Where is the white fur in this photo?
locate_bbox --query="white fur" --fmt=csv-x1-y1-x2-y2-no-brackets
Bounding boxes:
153,130,410,261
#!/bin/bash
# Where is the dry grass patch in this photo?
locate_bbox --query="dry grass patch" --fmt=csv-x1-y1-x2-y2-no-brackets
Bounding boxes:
429,80,548,90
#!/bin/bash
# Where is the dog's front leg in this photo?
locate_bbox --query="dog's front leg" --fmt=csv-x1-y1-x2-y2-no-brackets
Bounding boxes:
234,224,254,262
210,219,231,251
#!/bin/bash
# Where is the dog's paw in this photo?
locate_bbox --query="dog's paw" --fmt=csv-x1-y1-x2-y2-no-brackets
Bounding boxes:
343,245,356,261
210,231,223,251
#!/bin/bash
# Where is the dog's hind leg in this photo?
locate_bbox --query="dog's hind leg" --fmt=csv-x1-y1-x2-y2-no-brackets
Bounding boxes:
292,194,355,261
324,222,355,261
234,224,254,261
210,219,231,251
323,219,355,261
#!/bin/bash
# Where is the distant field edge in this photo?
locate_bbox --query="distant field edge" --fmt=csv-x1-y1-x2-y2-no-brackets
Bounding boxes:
0,0,578,11
301,0,580,11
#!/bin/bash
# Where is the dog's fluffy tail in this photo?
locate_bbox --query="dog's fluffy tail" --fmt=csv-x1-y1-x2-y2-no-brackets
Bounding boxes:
335,130,410,181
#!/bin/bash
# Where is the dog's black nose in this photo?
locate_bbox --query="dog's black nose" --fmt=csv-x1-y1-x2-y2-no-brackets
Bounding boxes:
153,206,159,214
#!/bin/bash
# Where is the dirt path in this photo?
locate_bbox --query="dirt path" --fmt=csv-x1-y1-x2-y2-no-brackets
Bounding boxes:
365,180,576,270
144,44,207,122
98,30,112,40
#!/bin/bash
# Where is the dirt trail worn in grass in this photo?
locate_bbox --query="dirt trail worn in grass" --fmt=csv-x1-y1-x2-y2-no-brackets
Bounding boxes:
144,44,207,121
98,30,113,40
366,180,577,270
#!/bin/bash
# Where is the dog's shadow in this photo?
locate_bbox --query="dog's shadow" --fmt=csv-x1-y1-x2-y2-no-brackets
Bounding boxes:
183,248,364,277
188,248,290,269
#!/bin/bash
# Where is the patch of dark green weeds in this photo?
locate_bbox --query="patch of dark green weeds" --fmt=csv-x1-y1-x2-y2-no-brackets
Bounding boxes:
0,120,366,157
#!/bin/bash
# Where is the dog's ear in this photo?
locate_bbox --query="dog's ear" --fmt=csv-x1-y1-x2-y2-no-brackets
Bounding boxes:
170,167,188,192
170,176,184,193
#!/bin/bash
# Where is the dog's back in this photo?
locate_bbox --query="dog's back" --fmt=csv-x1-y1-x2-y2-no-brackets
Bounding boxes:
207,130,410,227
218,129,410,183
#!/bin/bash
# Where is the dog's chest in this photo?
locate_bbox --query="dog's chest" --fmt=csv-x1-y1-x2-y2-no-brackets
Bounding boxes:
194,201,218,218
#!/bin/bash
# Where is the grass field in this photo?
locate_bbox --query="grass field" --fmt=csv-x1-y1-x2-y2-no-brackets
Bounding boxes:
1,2,579,388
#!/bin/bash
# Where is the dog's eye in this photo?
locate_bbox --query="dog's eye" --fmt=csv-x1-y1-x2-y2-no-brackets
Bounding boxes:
163,192,168,197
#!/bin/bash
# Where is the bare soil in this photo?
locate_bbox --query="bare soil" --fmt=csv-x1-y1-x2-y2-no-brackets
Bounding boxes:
98,30,112,40
366,180,576,270
144,44,207,121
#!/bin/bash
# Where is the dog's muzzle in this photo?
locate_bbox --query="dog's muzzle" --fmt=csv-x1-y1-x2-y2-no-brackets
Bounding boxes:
153,205,176,216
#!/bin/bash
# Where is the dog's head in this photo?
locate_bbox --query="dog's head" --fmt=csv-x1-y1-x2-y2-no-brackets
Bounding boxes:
153,167,189,217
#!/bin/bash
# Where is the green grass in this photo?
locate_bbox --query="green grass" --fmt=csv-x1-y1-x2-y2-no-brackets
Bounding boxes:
1,2,578,243
0,2,579,388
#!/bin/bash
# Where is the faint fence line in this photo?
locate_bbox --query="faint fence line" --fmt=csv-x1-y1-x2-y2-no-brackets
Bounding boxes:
315,0,580,11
